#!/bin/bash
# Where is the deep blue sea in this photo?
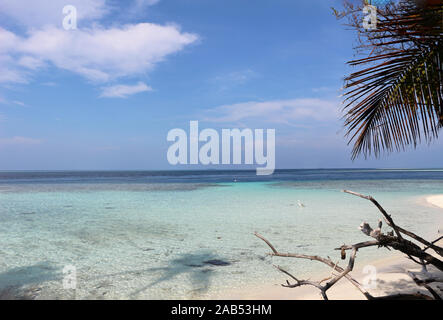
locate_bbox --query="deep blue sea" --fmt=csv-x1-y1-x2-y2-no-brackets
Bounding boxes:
2,168,443,184
0,169,442,299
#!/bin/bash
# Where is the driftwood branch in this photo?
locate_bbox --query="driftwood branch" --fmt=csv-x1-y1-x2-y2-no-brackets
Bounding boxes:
254,232,373,300
343,190,443,271
407,271,443,300
343,190,443,256
343,190,404,239
255,190,443,300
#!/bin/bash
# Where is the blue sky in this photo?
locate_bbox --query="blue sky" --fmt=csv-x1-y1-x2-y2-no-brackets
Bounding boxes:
0,0,441,170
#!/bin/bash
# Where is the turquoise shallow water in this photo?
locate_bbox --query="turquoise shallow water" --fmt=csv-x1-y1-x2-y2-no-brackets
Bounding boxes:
0,170,442,299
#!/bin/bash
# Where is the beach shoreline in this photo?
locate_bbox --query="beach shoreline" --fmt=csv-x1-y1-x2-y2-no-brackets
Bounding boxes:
211,194,443,300
426,194,443,211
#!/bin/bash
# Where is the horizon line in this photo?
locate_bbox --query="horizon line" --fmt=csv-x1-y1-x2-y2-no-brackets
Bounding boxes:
1,167,443,172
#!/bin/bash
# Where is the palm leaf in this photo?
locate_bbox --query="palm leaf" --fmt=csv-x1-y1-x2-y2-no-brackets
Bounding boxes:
342,0,442,159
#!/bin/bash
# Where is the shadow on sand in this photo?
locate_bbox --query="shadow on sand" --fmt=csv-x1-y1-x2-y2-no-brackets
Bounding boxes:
0,262,59,299
130,252,231,298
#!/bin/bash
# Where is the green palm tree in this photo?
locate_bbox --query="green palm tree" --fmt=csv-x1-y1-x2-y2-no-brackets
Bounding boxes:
341,0,442,159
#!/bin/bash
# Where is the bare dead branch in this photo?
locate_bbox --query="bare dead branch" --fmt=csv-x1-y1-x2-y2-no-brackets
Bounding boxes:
424,235,443,253
254,232,373,299
343,189,403,239
254,189,443,300
407,271,442,300
385,222,443,255
343,190,443,271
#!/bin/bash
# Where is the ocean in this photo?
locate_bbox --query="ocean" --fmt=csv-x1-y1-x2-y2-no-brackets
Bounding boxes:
0,169,442,299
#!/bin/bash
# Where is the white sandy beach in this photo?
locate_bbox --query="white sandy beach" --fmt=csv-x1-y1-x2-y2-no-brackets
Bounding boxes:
426,194,443,210
214,253,443,300
213,194,443,300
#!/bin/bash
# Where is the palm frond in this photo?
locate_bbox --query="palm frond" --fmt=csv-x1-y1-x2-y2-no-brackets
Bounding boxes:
342,0,442,159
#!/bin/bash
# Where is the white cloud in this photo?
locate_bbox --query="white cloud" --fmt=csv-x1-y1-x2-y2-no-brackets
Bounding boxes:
0,68,27,84
0,28,18,51
0,0,162,29
12,100,25,106
0,0,108,28
204,98,339,124
128,0,160,17
100,82,152,98
0,1,197,99
18,56,45,70
0,23,198,84
0,97,26,107
0,136,42,146
0,54,29,84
